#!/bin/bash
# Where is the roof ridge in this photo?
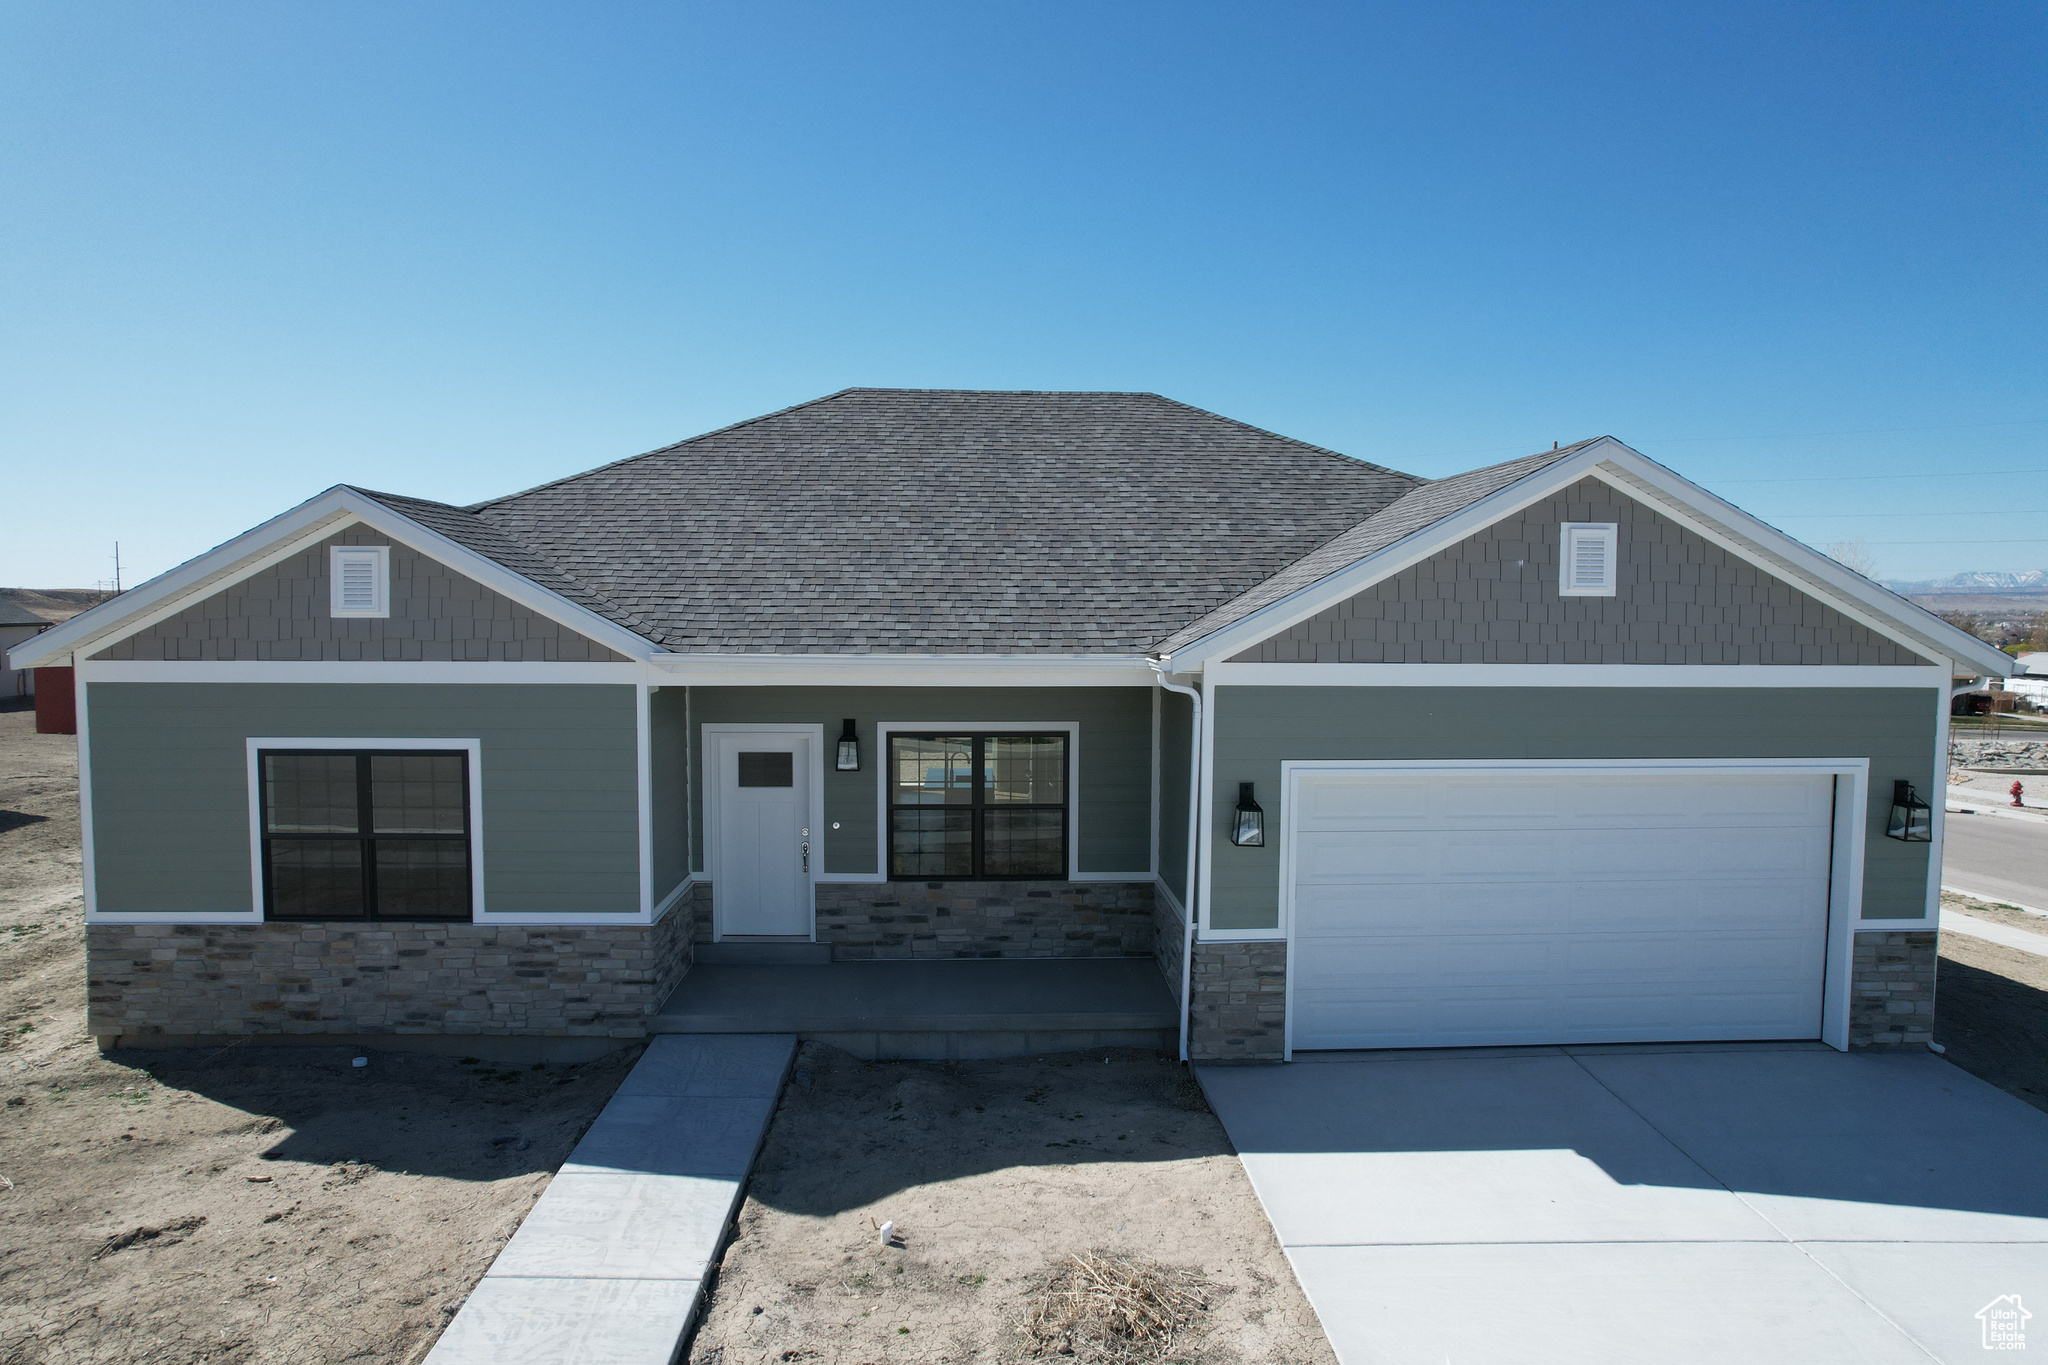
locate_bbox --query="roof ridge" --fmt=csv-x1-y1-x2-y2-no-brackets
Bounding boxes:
1144,393,1422,482
466,388,868,510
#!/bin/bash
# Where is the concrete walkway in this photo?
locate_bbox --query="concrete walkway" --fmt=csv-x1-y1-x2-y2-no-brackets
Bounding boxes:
1942,907,2048,958
425,1034,795,1365
1200,1044,2048,1364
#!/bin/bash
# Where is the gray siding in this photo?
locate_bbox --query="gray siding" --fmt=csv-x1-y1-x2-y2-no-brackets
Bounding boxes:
687,686,1154,876
649,686,689,906
1208,685,1937,930
1158,688,1193,906
88,683,640,917
1231,477,1930,666
92,527,629,663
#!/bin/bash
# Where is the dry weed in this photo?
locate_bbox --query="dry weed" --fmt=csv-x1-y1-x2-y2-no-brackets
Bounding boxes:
1023,1250,1211,1362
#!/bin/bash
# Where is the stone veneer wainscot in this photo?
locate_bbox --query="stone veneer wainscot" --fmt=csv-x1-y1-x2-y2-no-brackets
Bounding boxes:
690,880,1156,960
1848,929,1937,1047
87,910,692,1042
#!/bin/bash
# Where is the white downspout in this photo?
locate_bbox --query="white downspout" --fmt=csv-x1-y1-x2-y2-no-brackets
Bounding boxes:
1152,663,1202,1063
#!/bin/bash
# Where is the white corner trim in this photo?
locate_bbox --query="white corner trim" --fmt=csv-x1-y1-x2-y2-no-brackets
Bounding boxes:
1154,877,1186,925
1206,663,1951,688
636,683,654,919
1267,757,1875,1058
872,721,1083,882
651,875,695,923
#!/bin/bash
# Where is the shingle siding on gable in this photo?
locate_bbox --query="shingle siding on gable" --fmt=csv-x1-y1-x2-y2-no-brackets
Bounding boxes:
91,528,629,663
1230,477,1932,666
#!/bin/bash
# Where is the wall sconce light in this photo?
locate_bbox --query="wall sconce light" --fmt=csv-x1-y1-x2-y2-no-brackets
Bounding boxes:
1885,779,1931,842
836,719,861,772
1231,782,1265,847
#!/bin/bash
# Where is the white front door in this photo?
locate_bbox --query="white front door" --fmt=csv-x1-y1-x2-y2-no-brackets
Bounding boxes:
1288,770,1836,1050
714,732,814,937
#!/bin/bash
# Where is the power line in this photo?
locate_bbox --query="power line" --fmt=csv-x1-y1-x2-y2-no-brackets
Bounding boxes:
1859,539,2048,546
1415,417,2048,463
1769,510,2048,519
1718,468,2048,484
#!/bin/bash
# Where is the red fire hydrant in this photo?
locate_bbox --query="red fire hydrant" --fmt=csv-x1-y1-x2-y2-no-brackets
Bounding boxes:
2013,780,2026,808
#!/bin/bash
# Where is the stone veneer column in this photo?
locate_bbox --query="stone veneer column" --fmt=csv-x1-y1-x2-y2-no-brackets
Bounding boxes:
1187,941,1285,1061
1848,929,1937,1047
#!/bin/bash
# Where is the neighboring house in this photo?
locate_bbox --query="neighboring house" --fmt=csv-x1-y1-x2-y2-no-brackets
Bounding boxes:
7,389,2005,1060
0,598,52,697
2002,651,2048,705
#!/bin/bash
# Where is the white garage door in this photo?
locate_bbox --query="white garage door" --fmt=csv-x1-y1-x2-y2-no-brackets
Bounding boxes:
1289,770,1836,1050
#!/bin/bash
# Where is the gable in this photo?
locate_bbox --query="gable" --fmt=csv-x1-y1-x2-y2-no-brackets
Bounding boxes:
1229,476,1933,666
90,526,630,663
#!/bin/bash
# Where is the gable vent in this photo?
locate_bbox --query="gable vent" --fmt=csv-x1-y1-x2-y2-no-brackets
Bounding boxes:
1559,523,1617,597
330,545,391,618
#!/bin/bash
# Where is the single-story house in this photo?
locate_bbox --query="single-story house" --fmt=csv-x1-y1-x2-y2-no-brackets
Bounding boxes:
9,389,2004,1060
0,597,52,698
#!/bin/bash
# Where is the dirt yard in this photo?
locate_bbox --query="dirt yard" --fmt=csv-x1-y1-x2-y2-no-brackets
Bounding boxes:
0,698,638,1364
1938,891,2048,1116
686,1042,1336,1365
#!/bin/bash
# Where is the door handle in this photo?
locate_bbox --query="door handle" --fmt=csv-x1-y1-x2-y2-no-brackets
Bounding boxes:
801,840,810,873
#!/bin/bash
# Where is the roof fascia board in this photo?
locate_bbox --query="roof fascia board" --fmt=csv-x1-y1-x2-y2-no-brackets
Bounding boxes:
1594,450,2011,675
1163,441,1623,667
648,653,1158,687
8,492,362,670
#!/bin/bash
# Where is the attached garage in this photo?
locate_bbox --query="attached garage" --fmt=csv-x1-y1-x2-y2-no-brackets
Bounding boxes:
1284,763,1851,1051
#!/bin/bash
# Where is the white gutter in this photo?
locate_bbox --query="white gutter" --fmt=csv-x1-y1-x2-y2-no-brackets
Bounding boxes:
1152,663,1203,1064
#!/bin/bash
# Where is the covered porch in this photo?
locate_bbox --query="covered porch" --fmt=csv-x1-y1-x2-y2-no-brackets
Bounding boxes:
651,946,1178,1060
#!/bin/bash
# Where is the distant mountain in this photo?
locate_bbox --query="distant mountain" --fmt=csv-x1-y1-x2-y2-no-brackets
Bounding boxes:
1881,570,2048,595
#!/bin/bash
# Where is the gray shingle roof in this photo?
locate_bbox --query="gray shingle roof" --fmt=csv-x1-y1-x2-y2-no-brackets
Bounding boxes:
0,598,52,628
446,389,1428,654
355,389,1591,657
1152,440,1602,654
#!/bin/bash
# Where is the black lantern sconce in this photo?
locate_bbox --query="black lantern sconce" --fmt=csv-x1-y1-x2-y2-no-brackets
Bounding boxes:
1231,782,1265,847
836,719,861,772
1885,779,1931,842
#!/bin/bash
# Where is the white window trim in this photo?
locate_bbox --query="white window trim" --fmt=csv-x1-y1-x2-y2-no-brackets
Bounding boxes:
1270,756,1873,1059
1558,522,1618,597
244,737,486,924
329,545,391,618
861,722,1099,885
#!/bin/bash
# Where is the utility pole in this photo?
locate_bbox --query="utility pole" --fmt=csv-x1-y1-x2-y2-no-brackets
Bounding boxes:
112,542,122,594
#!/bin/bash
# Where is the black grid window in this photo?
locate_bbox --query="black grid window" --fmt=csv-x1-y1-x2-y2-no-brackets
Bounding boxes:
259,750,472,920
888,733,1067,879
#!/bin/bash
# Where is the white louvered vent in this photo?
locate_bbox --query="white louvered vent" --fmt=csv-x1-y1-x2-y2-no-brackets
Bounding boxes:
1559,523,1618,597
330,546,391,618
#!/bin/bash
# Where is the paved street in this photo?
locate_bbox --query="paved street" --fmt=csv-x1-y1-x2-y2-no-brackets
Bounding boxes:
1943,809,2048,908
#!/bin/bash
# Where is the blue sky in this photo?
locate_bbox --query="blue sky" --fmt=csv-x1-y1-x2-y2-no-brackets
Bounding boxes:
3,2,2042,587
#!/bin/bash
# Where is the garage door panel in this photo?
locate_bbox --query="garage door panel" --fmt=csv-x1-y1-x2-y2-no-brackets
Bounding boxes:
1288,771,1835,1050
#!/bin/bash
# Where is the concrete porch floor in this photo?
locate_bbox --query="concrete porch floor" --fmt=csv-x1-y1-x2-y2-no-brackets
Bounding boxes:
650,957,1178,1060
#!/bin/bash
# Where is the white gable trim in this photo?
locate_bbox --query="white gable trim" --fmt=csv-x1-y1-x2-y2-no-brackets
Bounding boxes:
1159,438,2010,676
7,486,658,670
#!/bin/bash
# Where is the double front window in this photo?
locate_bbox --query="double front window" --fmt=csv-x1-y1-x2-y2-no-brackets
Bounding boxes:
888,733,1067,879
259,750,472,919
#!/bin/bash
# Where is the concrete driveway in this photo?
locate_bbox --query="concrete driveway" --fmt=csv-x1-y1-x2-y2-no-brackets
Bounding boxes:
1199,1043,2048,1363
